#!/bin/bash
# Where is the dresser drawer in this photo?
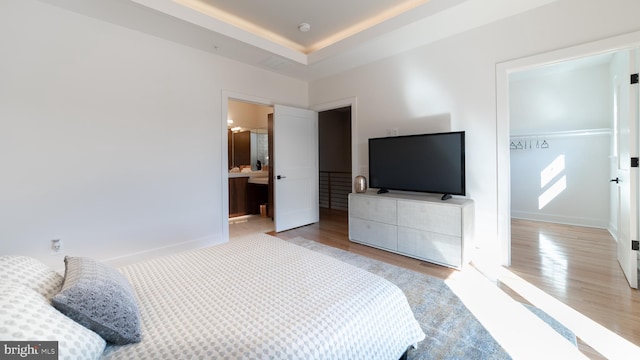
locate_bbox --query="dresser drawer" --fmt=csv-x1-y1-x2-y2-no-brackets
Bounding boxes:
349,195,397,224
397,227,462,268
349,218,397,251
397,200,461,236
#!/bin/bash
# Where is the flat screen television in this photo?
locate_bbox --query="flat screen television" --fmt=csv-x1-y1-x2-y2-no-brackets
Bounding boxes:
368,131,465,200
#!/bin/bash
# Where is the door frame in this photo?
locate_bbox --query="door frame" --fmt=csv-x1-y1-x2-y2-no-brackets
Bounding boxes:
221,93,358,239
221,91,274,241
496,30,640,266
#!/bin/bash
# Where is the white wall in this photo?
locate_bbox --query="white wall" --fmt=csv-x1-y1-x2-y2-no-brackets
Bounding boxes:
510,63,612,133
309,0,640,251
509,62,612,227
510,131,611,227
0,0,307,269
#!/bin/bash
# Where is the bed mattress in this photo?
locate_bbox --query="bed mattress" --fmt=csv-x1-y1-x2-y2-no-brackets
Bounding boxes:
102,234,425,359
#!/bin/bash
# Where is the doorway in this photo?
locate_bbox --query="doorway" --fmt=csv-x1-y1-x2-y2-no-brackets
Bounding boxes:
497,32,640,288
312,97,359,196
507,51,630,291
226,99,274,235
509,53,614,228
319,106,352,212
224,94,357,239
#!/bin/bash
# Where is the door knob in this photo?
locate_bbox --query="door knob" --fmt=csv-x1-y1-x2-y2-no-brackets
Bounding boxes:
610,177,620,184
276,175,286,180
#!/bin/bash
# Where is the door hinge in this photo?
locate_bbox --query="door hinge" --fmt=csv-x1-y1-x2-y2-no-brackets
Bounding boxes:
632,157,639,168
632,73,639,85
633,240,639,251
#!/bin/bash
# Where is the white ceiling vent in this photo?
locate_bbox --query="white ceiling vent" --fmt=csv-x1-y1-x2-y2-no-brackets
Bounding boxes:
259,56,292,71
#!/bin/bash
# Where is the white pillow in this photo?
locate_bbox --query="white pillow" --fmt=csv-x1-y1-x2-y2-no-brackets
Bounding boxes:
0,281,106,360
0,255,63,300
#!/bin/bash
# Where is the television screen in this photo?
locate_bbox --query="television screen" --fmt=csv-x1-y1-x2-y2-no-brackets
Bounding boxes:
368,131,465,198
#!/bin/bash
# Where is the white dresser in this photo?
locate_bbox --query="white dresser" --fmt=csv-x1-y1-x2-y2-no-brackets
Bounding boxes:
348,191,474,269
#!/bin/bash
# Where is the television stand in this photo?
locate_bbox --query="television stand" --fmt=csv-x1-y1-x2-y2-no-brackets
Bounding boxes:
348,191,474,269
441,194,452,200
377,188,389,194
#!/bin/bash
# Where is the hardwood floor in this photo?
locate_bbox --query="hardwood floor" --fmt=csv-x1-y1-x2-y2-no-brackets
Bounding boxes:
270,208,457,279
506,218,640,359
268,209,640,359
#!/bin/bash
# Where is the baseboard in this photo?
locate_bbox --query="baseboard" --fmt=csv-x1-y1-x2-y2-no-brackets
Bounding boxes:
511,211,608,229
103,233,227,268
608,221,618,242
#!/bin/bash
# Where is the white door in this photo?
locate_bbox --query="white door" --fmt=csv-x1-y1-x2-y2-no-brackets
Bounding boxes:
273,104,319,232
614,49,639,289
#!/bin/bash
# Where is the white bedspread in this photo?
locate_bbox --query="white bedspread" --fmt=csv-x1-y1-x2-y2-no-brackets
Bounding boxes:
102,234,425,359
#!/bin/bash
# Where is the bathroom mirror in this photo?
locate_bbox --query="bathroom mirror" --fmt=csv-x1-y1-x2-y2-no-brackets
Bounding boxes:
250,129,268,170
227,99,272,170
230,128,268,170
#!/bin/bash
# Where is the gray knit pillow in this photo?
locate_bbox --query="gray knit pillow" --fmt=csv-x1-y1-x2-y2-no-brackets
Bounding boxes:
52,256,142,345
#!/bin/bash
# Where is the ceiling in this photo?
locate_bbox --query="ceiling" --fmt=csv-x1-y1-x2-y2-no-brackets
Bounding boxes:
48,0,558,81
173,0,434,54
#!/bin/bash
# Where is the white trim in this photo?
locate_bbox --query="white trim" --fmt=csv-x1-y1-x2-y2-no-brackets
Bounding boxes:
510,128,611,138
102,234,224,269
496,30,640,266
511,212,609,229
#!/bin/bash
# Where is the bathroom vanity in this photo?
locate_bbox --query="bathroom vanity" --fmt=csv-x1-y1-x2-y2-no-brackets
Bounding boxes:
229,171,268,218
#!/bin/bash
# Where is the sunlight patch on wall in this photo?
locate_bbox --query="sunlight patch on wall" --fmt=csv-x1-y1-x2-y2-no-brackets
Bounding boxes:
538,175,566,209
539,155,566,209
540,155,565,188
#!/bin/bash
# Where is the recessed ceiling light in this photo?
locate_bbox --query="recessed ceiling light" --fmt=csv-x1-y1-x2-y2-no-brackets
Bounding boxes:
298,23,311,32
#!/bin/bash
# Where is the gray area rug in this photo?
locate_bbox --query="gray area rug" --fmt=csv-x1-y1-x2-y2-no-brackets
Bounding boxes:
285,237,577,360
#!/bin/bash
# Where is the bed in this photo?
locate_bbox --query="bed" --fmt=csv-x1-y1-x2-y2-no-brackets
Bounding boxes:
1,234,425,359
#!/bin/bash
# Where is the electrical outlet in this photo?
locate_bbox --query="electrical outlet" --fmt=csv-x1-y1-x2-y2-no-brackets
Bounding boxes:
50,239,63,254
386,128,399,136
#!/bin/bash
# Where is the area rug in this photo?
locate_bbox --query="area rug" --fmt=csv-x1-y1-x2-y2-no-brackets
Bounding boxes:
284,237,577,360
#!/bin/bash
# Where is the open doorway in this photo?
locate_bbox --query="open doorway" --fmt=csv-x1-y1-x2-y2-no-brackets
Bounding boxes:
225,95,358,239
497,34,640,288
509,53,614,229
227,99,275,237
319,106,352,212
493,39,640,358
313,98,358,231
507,50,636,291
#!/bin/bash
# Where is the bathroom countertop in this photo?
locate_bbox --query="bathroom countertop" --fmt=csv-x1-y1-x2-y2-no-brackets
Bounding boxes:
228,171,268,178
